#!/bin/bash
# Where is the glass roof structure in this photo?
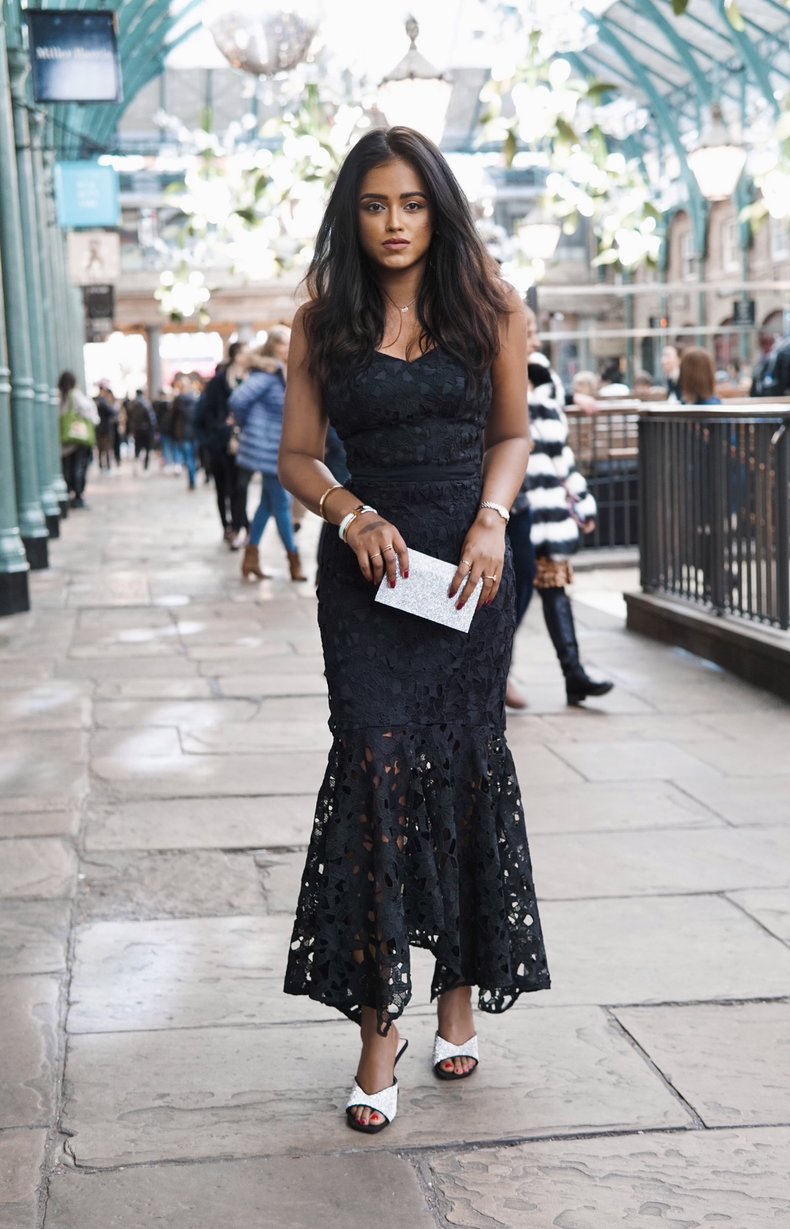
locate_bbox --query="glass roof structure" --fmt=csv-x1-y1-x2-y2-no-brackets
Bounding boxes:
35,0,790,221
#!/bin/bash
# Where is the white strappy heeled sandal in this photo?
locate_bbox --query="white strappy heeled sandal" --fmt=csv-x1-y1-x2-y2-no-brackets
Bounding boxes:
432,1031,479,1080
345,1038,409,1134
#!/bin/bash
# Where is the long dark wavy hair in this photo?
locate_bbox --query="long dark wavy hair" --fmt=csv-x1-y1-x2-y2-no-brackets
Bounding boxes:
303,127,511,386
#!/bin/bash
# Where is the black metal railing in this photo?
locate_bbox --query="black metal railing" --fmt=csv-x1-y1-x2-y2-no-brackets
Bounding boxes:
565,403,641,550
638,405,790,630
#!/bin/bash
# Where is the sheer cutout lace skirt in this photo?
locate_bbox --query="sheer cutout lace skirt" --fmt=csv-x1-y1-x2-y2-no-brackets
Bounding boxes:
283,477,550,1034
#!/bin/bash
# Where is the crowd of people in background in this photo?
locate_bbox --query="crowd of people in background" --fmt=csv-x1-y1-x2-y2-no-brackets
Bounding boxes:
56,326,790,575
51,320,790,712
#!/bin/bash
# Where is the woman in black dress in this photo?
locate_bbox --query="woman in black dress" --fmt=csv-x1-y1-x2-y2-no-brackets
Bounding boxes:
280,128,550,1133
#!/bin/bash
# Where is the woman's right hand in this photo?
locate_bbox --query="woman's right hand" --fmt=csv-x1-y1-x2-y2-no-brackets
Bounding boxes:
345,514,409,587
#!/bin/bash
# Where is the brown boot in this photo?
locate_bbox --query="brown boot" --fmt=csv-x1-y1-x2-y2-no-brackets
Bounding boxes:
241,544,269,580
287,550,307,582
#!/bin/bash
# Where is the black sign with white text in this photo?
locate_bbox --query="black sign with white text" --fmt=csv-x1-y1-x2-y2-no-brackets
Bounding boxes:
27,10,123,103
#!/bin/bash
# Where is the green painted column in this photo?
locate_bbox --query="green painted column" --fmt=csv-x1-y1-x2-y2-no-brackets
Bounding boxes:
0,13,48,567
29,109,69,513
6,28,61,536
0,246,31,616
42,147,70,388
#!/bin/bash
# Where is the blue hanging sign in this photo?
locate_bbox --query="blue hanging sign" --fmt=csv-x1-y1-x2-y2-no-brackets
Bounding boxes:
55,162,121,229
27,10,123,104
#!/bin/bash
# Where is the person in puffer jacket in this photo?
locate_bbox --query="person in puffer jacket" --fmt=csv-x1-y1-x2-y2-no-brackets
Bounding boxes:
509,309,613,707
229,327,306,582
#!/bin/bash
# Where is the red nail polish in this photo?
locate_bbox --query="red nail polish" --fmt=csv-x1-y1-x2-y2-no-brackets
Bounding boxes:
390,580,396,588
456,602,463,610
403,571,409,579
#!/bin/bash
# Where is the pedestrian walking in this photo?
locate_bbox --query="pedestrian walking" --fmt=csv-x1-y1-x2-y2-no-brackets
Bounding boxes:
520,308,614,707
58,371,97,509
126,389,157,474
153,390,177,472
170,375,199,490
195,342,250,548
94,380,118,472
230,328,306,582
279,126,550,1134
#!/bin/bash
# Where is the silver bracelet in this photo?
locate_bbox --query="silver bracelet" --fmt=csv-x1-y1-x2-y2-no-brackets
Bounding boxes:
479,500,510,524
339,504,378,543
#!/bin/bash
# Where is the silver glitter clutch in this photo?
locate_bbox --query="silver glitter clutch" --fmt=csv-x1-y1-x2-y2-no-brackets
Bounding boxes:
374,549,482,633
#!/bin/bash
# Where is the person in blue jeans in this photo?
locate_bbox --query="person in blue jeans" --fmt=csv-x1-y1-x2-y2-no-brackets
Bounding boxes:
229,327,306,582
171,376,200,489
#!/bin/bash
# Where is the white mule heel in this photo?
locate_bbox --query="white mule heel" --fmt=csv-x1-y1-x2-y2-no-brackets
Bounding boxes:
432,1031,479,1080
346,1038,409,1134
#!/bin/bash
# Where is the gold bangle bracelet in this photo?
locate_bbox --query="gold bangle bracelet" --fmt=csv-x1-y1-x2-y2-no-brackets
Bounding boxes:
318,483,343,521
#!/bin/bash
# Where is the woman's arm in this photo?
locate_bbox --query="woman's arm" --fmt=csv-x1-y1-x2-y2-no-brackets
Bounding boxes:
451,287,532,609
279,306,409,584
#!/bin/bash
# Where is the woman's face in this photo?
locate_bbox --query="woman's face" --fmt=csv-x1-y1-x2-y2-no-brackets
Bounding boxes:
357,157,434,274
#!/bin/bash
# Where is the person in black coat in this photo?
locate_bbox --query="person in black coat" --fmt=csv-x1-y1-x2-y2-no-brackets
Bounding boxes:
195,342,250,545
127,389,157,473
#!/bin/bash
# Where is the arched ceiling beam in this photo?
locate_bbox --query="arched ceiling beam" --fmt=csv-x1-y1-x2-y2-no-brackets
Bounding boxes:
621,0,714,112
582,9,707,252
712,0,781,116
575,44,698,134
595,18,693,96
78,0,202,148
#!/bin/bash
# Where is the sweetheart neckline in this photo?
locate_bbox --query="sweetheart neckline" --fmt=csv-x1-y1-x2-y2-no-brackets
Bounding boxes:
373,348,438,366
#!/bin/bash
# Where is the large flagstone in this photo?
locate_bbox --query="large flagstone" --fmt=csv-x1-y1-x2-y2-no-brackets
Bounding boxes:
426,1125,790,1228
83,794,314,851
91,751,327,797
615,1001,790,1126
62,1007,689,1167
0,839,77,900
75,849,266,921
0,1128,47,1229
46,1151,435,1229
0,976,60,1128
0,901,71,975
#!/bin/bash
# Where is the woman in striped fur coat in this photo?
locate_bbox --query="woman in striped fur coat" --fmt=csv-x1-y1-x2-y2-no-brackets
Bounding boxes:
508,311,613,707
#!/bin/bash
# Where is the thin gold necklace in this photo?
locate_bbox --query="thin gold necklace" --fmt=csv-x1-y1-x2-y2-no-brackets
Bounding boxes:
383,287,418,314
380,287,420,350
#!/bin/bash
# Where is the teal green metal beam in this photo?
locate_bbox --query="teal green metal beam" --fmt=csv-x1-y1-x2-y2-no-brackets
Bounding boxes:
594,18,691,95
92,0,204,145
582,10,707,253
622,0,714,110
713,0,782,117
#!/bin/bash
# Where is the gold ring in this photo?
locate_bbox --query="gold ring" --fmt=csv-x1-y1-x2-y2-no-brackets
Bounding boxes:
460,558,471,569
370,552,382,560
485,574,497,582
382,543,394,552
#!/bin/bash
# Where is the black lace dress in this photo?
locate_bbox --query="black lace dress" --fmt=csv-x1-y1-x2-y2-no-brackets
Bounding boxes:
284,349,550,1033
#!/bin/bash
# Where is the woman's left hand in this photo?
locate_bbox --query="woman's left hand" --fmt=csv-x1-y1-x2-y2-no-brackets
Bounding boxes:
448,512,507,611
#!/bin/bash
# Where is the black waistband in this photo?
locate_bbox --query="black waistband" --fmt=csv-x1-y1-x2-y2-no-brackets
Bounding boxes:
350,464,480,484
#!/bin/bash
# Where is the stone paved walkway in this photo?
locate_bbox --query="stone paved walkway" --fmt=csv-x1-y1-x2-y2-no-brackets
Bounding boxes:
1,463,789,1229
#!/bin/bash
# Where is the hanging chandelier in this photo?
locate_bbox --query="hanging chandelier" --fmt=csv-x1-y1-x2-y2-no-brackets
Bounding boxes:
378,16,453,146
688,103,747,201
203,1,319,77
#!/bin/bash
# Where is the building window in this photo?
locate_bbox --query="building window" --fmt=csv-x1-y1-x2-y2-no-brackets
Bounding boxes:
722,219,740,272
681,231,697,281
770,216,790,262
